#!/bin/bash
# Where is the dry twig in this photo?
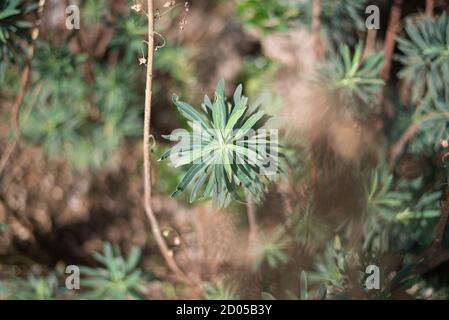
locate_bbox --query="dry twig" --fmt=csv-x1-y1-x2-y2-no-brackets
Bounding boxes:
142,0,194,286
312,0,324,60
246,194,257,249
381,0,403,81
417,189,449,274
0,0,46,178
426,0,434,16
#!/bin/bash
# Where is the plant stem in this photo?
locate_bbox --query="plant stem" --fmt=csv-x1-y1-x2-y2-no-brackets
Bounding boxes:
389,113,437,166
362,28,377,60
417,187,449,274
0,0,45,178
426,0,434,16
312,0,323,59
246,194,257,249
388,122,420,167
142,0,193,286
381,0,403,81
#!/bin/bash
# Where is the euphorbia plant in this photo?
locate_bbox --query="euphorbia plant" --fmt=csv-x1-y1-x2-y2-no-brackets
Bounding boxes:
160,79,279,208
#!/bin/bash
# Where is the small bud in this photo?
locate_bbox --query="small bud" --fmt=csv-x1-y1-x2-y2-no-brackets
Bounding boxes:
162,230,170,237
179,18,187,31
173,236,181,246
131,3,142,12
154,8,160,19
138,57,147,65
163,1,176,7
441,139,449,148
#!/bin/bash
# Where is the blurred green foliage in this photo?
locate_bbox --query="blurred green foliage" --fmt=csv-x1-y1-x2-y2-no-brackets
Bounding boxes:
0,0,38,66
19,40,141,169
254,227,290,270
1,273,58,300
204,280,239,300
80,243,148,299
1,243,149,300
364,165,442,253
301,0,367,47
397,13,449,103
235,0,300,33
1,0,449,301
316,42,384,117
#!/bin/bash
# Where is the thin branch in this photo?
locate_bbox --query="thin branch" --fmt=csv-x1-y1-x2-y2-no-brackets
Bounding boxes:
389,113,438,166
312,0,324,60
417,189,449,274
142,0,194,286
381,0,403,81
246,194,257,249
154,2,185,20
389,122,420,167
0,0,45,178
362,28,377,60
425,0,434,16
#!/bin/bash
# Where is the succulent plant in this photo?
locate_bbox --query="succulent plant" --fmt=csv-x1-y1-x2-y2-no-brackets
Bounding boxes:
317,42,384,116
397,13,449,103
0,0,38,63
160,80,279,207
80,243,147,300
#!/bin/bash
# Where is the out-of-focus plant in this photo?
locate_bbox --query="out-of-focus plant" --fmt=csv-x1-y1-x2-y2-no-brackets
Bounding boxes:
0,222,8,235
160,80,278,208
81,0,109,24
307,236,361,299
364,165,442,252
80,243,148,300
240,56,282,117
317,43,384,117
396,13,449,103
409,84,449,153
235,0,300,33
0,0,38,64
261,271,328,300
204,280,239,300
6,274,58,300
364,166,410,252
20,41,88,158
20,40,142,169
300,0,367,47
366,166,410,220
253,227,289,270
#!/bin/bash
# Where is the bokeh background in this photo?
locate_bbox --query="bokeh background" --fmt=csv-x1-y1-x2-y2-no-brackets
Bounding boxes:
1,0,449,299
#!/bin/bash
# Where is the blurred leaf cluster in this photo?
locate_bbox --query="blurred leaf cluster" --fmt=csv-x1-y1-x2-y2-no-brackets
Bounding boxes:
235,0,301,33
316,42,384,117
397,13,449,103
0,0,37,64
80,243,148,299
1,242,149,300
364,165,442,253
299,0,367,47
19,40,141,169
204,280,239,300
